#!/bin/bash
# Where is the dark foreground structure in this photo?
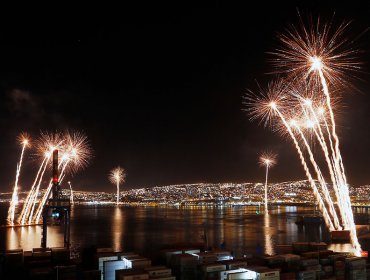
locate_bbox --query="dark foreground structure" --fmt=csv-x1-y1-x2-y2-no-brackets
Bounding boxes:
42,149,71,249
1,242,370,280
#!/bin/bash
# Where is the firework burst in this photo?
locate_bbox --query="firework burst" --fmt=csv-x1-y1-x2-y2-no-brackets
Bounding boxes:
35,131,64,158
63,131,93,174
259,151,277,168
246,15,363,255
33,131,92,223
16,131,92,225
244,79,290,128
271,15,361,87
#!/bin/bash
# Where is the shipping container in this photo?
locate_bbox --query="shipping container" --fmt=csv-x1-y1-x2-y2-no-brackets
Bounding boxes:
116,269,149,280
104,260,126,280
145,267,171,277
83,270,101,280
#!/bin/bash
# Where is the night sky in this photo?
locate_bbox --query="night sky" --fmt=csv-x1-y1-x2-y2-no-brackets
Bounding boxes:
1,2,370,192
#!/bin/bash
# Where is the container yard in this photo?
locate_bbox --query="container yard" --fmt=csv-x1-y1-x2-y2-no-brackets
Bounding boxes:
1,242,370,279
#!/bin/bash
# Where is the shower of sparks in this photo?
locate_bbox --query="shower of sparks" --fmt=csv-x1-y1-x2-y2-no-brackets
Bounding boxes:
63,131,93,174
109,166,126,205
244,79,289,128
259,151,277,168
271,15,361,87
246,15,363,255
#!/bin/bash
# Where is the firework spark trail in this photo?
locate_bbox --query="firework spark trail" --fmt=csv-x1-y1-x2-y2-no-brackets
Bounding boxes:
34,159,69,223
328,125,352,229
332,150,358,242
309,124,343,229
318,69,346,184
303,98,350,231
59,160,70,184
294,122,341,229
318,69,361,254
259,152,277,214
300,102,341,228
33,179,52,224
8,140,28,225
19,157,47,224
319,67,346,169
19,157,48,225
323,117,352,228
334,139,360,254
27,158,50,224
298,102,346,231
276,108,334,230
264,165,269,213
323,118,336,163
322,115,350,227
309,106,339,189
34,160,69,224
330,155,352,228
300,103,342,229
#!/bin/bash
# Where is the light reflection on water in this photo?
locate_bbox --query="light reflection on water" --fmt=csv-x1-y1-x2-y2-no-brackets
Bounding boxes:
264,213,274,256
1,204,369,258
5,223,64,249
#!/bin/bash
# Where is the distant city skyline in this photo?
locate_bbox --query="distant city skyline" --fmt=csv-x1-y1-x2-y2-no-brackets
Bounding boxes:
2,180,370,206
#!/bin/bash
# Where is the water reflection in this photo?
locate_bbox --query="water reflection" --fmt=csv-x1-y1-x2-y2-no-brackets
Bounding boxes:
112,207,123,252
4,224,64,250
264,213,274,256
2,204,366,257
6,226,42,250
8,228,17,249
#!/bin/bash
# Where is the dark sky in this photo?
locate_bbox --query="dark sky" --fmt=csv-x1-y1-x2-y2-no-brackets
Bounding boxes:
1,2,370,192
